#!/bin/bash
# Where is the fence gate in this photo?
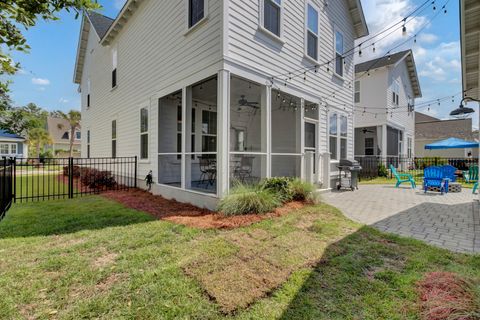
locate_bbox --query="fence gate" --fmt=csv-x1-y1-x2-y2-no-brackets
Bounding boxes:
0,158,14,220
0,157,138,219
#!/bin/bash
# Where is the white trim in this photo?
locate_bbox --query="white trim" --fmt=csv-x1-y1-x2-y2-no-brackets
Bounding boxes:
139,102,150,161
184,0,209,35
333,26,345,78
258,0,284,44
304,2,320,62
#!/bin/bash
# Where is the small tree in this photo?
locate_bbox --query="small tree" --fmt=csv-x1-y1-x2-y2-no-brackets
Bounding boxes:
28,128,52,158
52,110,81,157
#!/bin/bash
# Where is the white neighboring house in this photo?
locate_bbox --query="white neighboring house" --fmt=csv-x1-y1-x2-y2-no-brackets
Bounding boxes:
353,49,421,163
73,0,368,209
45,117,82,157
0,130,28,158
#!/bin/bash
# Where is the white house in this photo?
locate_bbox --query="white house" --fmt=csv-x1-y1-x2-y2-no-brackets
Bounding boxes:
73,0,368,209
353,49,421,163
0,130,28,158
460,0,479,101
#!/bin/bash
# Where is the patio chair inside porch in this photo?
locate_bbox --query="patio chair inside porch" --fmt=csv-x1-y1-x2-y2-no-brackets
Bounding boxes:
390,164,416,189
423,166,449,194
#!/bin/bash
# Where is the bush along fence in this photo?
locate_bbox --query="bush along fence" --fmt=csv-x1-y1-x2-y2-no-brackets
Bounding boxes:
12,157,137,203
355,156,478,183
0,158,14,220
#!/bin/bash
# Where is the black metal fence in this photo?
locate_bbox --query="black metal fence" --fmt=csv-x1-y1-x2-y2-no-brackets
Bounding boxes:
0,158,14,220
355,156,478,182
13,157,137,203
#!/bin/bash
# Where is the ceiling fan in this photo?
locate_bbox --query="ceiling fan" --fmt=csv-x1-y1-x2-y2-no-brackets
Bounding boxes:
238,95,259,109
362,128,374,134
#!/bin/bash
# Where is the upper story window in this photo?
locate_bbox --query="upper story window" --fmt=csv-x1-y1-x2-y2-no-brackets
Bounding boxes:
62,132,69,140
87,78,91,108
188,0,206,28
335,30,344,77
76,131,81,140
354,81,360,103
306,4,319,60
392,80,400,106
140,107,149,160
112,47,118,88
263,0,282,37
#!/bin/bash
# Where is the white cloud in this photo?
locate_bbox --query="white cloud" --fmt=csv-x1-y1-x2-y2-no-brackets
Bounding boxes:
59,98,69,104
32,77,50,86
114,0,127,9
418,33,438,44
17,69,28,75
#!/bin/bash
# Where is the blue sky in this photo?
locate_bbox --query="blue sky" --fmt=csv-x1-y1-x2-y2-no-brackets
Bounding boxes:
6,0,478,127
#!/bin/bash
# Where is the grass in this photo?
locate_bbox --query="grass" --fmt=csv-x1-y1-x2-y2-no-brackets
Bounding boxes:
14,174,71,200
0,196,479,319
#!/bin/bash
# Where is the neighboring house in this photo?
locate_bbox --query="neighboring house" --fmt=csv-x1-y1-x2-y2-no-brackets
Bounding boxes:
353,49,421,161
460,0,479,101
415,112,478,158
45,117,81,157
73,0,368,209
0,130,28,158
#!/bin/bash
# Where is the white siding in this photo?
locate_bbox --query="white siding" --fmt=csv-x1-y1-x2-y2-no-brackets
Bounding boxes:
80,0,223,179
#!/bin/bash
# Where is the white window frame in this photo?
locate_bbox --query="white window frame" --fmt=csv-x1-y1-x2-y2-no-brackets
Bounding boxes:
87,78,91,108
0,143,10,155
328,111,349,160
140,106,150,161
392,80,400,106
112,119,117,158
334,28,345,78
354,81,360,103
305,2,319,62
185,0,209,34
258,0,284,43
87,129,91,158
75,131,81,140
111,45,118,89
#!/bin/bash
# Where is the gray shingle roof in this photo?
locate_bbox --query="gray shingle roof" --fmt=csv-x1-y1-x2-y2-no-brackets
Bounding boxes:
355,50,411,73
87,11,114,39
415,117,474,140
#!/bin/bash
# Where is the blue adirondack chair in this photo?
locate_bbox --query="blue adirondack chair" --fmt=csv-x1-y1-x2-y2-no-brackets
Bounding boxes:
424,166,449,194
441,165,457,182
390,164,416,188
473,182,478,194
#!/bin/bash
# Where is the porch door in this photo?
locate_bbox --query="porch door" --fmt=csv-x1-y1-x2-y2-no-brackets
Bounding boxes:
304,121,317,183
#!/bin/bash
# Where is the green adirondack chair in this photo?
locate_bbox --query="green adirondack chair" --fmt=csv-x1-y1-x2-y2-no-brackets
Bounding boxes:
473,182,478,194
463,165,478,183
390,165,416,188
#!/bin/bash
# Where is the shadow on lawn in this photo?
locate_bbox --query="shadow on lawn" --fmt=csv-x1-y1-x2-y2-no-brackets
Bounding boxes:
0,196,154,239
277,225,480,320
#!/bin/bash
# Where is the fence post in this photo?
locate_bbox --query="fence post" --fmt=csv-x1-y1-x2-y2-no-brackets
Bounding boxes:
134,156,138,188
68,157,74,199
12,157,16,203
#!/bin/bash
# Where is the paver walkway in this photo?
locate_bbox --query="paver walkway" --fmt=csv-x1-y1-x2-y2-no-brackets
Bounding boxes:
322,185,480,254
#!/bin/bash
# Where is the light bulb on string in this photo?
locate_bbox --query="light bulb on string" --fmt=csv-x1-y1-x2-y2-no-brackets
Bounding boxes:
358,44,362,57
372,43,376,52
402,19,407,36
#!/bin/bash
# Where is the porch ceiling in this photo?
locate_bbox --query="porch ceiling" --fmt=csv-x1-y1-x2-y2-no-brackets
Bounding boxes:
461,0,480,99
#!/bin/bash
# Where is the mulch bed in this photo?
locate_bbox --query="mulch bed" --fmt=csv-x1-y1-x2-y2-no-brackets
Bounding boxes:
102,189,305,229
417,272,479,320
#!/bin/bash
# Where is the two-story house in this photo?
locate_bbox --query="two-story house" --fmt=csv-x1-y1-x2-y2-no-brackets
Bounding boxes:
73,0,368,209
353,49,421,165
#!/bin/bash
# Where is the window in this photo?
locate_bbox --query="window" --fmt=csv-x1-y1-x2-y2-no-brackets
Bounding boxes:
202,110,217,152
62,132,69,140
392,80,400,106
407,137,412,158
329,113,348,160
191,108,196,159
87,130,90,158
398,131,403,156
10,143,17,155
306,4,318,60
112,120,117,158
365,138,374,156
87,78,91,108
340,115,348,159
76,131,81,140
354,81,360,103
335,31,344,77
263,0,282,37
329,113,338,160
140,107,149,159
177,105,182,159
188,0,205,28
0,144,9,154
112,47,117,88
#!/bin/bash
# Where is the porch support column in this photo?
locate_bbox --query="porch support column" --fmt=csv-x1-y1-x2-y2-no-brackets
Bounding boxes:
217,69,230,198
300,98,305,180
381,124,387,158
185,86,193,189
261,85,271,178
181,87,187,189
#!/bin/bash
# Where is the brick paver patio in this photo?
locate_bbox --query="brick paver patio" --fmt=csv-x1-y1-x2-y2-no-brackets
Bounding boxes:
322,185,480,254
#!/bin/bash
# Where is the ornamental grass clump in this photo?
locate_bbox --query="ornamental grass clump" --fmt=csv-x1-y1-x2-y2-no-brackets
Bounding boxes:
288,178,316,202
218,184,282,216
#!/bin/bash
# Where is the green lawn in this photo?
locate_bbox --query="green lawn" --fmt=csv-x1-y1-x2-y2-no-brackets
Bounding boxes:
0,197,479,319
14,174,70,200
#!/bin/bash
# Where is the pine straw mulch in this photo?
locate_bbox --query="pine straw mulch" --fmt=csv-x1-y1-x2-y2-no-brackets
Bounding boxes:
101,189,305,229
417,272,480,320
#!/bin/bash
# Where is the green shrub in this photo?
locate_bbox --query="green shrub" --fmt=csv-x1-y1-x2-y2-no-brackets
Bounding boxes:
288,178,316,201
218,184,282,216
261,177,293,202
414,157,448,169
378,164,388,177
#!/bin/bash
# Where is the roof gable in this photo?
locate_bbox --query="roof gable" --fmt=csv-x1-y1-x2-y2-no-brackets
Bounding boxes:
355,50,422,98
347,0,369,39
0,130,25,140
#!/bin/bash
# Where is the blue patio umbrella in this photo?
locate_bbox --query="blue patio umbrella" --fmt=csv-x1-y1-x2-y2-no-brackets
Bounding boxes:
424,137,479,150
